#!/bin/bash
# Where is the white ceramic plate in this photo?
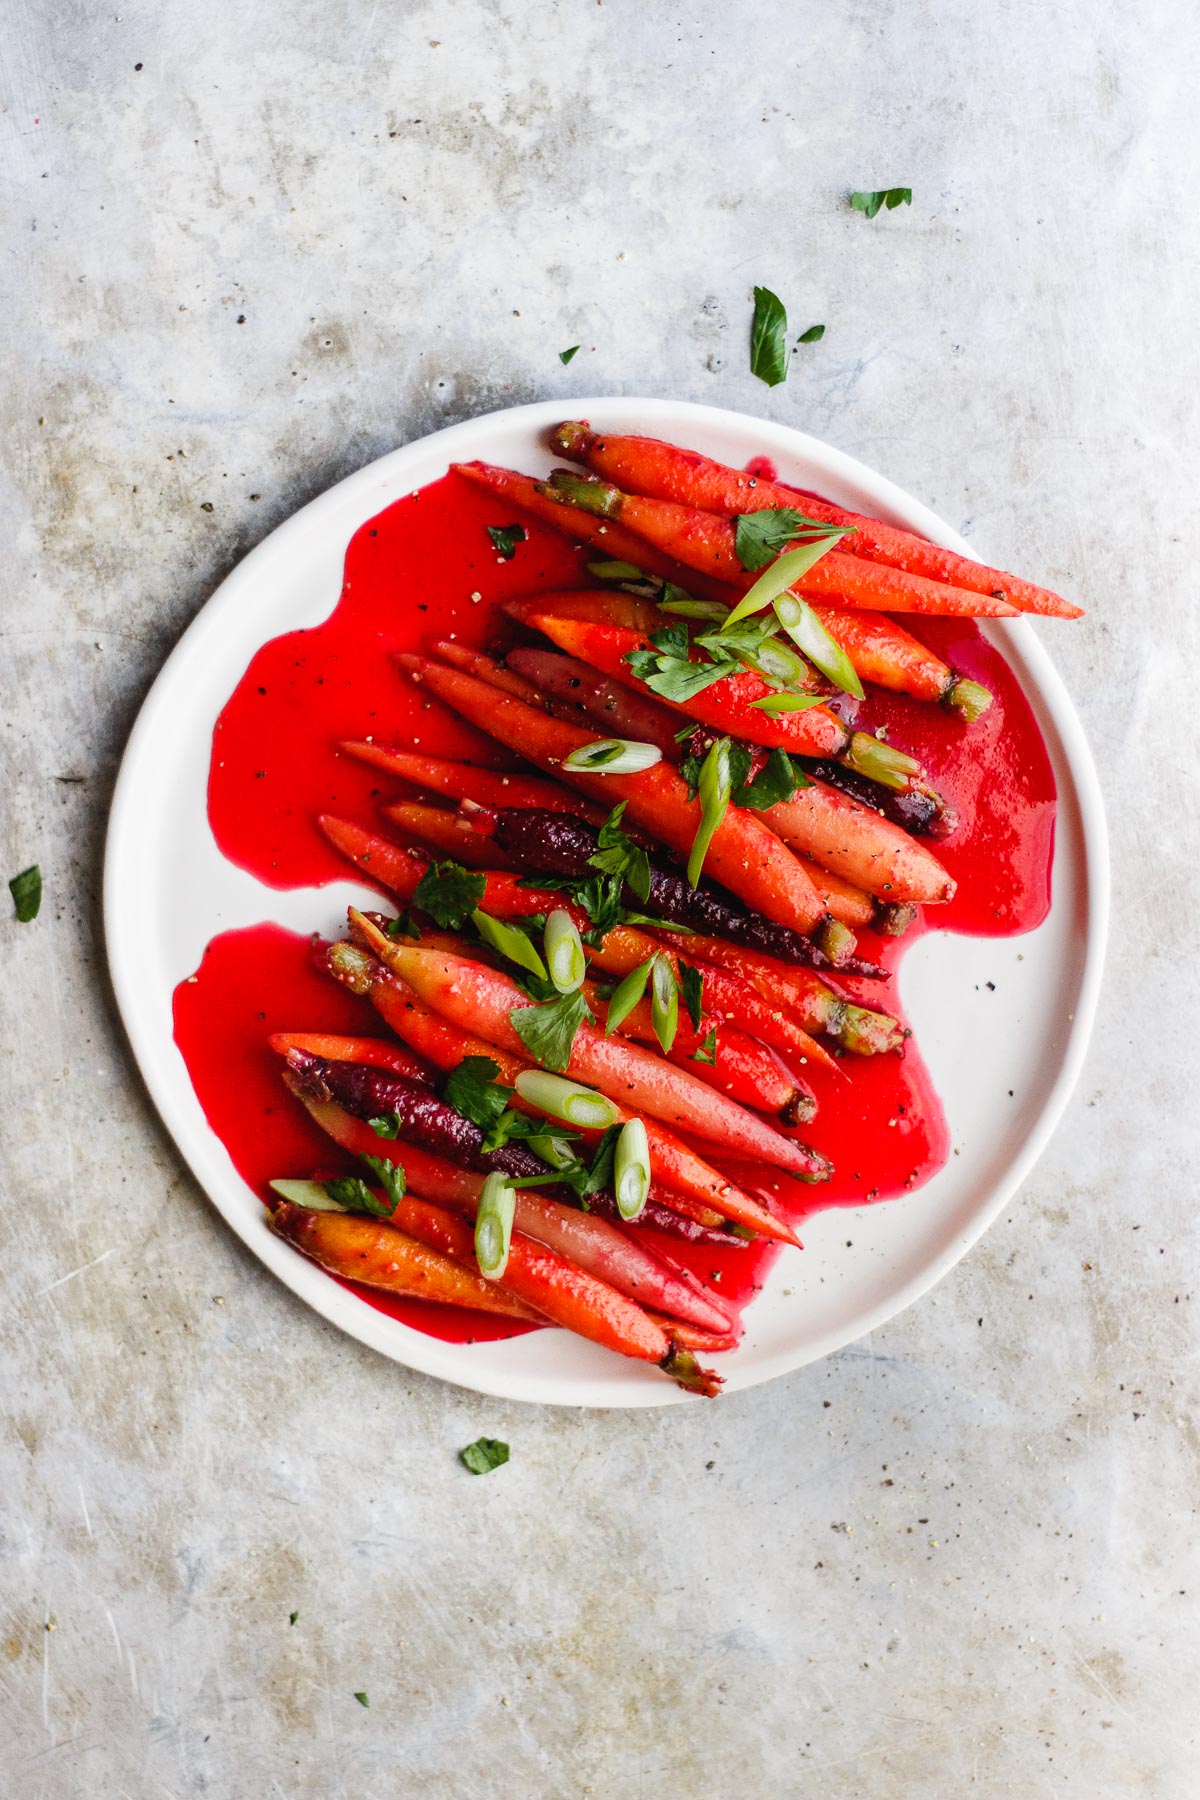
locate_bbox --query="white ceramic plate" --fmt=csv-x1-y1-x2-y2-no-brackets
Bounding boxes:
104,398,1108,1407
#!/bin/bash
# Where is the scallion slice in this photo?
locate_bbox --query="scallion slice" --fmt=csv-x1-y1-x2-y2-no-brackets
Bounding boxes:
603,955,655,1036
721,535,846,630
471,908,548,980
686,738,732,888
748,691,830,714
513,1070,619,1130
563,738,663,774
771,594,865,701
544,908,586,993
474,1173,517,1279
614,1119,651,1220
649,956,679,1053
269,1178,348,1212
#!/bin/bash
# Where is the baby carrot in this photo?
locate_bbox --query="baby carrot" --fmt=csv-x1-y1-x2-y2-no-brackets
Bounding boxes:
266,1198,541,1320
542,471,1021,619
397,651,829,935
550,421,1082,619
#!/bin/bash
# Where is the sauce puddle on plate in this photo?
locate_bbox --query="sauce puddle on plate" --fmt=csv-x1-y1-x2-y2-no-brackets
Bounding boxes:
178,467,1056,1347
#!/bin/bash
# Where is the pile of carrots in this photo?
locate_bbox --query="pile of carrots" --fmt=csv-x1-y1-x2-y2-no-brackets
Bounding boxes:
264,421,1081,1395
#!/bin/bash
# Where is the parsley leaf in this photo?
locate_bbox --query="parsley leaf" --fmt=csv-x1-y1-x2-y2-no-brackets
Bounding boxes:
411,860,487,929
9,865,41,923
367,1115,402,1139
736,747,808,811
358,1155,406,1214
559,344,580,365
354,1692,370,1708
849,187,912,219
441,1056,537,1154
289,1611,299,1626
459,1437,510,1474
691,1027,718,1065
487,523,526,560
734,508,844,572
323,1173,399,1219
796,324,825,344
750,285,789,387
443,1056,510,1131
678,961,705,1032
625,646,730,704
590,803,651,904
510,989,592,1073
582,1123,621,1196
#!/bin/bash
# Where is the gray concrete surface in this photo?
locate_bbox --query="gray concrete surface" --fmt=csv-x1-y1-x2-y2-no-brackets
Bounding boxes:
2,2,1198,1795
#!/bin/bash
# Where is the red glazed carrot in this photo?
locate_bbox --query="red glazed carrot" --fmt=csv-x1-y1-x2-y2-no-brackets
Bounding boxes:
504,645,685,746
550,422,1082,619
582,980,816,1124
330,934,793,1243
582,922,841,1078
379,801,516,870
664,931,906,1056
809,606,978,710
338,745,608,825
643,1311,740,1353
317,815,589,925
398,652,829,935
350,917,826,1178
505,588,665,634
452,460,730,603
425,638,544,704
802,861,876,929
265,1197,542,1320
765,779,955,904
265,1031,433,1083
541,473,1021,618
282,1079,726,1360
515,606,849,758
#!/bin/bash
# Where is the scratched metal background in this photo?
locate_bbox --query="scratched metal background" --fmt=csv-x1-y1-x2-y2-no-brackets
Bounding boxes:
2,3,1198,1795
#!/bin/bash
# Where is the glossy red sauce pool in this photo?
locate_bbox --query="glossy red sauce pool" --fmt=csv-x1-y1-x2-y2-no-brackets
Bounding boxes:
178,467,1056,1349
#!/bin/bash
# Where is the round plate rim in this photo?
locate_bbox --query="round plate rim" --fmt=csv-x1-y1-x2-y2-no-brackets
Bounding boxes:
103,395,1109,1408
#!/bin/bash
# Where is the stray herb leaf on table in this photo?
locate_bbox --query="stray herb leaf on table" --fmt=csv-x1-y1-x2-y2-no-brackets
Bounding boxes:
750,285,789,387
9,865,41,923
460,1437,510,1475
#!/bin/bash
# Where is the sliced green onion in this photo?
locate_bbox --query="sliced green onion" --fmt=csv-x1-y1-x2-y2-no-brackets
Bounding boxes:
687,738,732,888
563,738,662,774
649,955,679,1052
748,691,830,714
721,535,847,630
772,594,865,700
614,1118,651,1220
544,908,586,993
513,1070,619,1130
522,1132,582,1170
657,595,730,621
603,955,655,1035
474,1173,517,1279
471,908,548,980
734,635,809,687
269,1178,348,1212
842,731,922,792
586,559,646,582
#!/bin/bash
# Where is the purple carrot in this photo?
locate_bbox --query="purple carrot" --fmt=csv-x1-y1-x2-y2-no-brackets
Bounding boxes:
488,808,887,980
286,1051,550,1181
801,759,954,840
